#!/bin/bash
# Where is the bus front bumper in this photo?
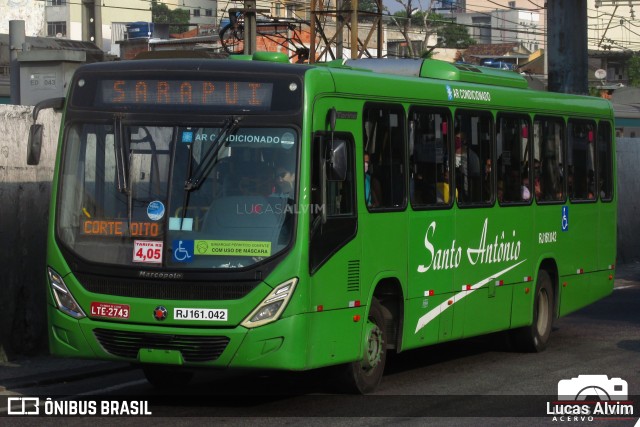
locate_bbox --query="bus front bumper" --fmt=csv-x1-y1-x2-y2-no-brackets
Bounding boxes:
48,303,310,371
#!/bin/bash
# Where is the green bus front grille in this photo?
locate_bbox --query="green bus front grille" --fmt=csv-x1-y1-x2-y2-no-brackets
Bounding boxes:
76,273,258,300
93,329,230,362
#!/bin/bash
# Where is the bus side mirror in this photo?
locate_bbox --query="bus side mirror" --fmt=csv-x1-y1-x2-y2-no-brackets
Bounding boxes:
27,124,44,165
27,97,64,166
327,139,347,181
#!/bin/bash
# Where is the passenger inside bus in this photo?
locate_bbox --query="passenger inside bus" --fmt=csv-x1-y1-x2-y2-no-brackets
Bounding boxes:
497,179,504,202
364,152,381,208
521,172,531,200
454,131,480,202
275,165,295,197
533,159,542,199
483,158,492,200
436,168,454,204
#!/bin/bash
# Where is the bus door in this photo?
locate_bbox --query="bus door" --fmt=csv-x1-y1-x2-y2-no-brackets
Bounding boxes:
358,102,409,309
493,114,535,330
405,107,457,349
452,110,513,338
595,120,616,301
308,102,361,365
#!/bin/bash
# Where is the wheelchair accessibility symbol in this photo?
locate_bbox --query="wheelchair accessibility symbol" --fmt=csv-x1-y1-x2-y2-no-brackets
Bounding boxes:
561,206,569,232
173,240,194,262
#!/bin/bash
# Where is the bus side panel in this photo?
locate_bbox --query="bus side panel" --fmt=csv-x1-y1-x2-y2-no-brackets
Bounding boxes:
565,203,599,276
306,308,367,368
559,199,615,318
510,282,534,328
598,198,616,273
558,273,594,317
403,293,451,350
452,211,521,338
592,196,618,300
308,239,364,366
462,285,513,338
589,269,614,303
406,211,456,348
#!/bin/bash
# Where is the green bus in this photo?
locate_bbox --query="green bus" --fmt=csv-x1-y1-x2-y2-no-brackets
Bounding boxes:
28,53,616,393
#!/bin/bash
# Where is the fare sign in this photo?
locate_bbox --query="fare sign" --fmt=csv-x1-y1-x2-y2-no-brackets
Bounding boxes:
90,302,130,319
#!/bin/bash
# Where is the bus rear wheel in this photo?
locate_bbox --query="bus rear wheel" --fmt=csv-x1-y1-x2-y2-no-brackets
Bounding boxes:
142,365,194,389
338,298,386,394
510,270,554,352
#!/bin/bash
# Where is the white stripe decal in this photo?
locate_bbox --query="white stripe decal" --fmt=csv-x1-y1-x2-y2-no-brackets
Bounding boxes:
415,260,527,334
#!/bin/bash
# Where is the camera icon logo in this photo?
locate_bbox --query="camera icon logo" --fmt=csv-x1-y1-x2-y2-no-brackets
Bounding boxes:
558,375,628,401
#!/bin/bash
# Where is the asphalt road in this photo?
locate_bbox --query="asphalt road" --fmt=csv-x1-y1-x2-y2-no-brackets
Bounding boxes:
3,276,640,426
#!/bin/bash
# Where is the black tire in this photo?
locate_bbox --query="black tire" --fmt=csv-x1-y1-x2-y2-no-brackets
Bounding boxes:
142,365,194,389
338,298,387,394
510,270,554,352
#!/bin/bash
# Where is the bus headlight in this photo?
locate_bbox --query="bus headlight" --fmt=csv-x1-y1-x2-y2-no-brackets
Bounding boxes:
48,267,86,319
241,278,298,328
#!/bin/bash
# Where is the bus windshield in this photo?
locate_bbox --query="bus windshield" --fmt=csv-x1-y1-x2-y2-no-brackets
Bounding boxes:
57,122,298,269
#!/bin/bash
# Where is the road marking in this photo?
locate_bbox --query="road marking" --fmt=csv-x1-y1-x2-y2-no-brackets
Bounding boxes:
614,285,638,290
76,379,148,396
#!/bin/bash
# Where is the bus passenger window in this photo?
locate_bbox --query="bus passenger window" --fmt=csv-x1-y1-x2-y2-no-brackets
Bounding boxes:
497,114,531,204
408,107,451,208
568,119,596,201
533,117,565,202
363,104,406,210
597,121,613,201
454,110,493,205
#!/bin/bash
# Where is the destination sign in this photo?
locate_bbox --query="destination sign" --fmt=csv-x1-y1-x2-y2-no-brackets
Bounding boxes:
98,80,273,110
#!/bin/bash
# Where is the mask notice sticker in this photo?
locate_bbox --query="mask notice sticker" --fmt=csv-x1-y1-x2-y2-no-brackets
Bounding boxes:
133,240,163,264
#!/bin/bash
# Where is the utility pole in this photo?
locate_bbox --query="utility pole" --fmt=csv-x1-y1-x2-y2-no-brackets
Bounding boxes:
336,0,344,59
350,0,358,60
9,20,25,105
231,0,269,55
547,0,588,94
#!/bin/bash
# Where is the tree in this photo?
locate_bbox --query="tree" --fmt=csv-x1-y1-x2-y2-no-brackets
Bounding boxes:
437,21,476,49
628,54,640,87
389,1,474,58
151,0,190,35
389,0,427,57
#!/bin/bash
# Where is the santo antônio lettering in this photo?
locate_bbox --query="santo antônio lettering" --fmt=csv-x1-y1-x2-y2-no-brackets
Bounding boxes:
417,218,522,272
104,79,272,108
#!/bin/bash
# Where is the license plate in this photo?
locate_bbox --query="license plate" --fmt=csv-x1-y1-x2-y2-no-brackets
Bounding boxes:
90,302,130,319
173,308,228,321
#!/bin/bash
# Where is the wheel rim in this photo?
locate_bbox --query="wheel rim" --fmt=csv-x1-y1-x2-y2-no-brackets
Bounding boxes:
536,288,550,335
362,322,383,371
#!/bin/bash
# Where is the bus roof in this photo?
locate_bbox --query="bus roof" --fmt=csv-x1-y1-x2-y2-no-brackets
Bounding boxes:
75,58,311,78
73,56,613,120
318,58,614,119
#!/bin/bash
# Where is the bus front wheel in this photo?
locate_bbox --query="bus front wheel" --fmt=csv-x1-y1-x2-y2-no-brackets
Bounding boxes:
339,298,386,394
510,270,554,352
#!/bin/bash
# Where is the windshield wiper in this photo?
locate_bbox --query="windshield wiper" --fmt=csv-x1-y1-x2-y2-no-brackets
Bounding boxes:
112,114,136,237
184,116,241,192
177,117,241,231
113,114,129,193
